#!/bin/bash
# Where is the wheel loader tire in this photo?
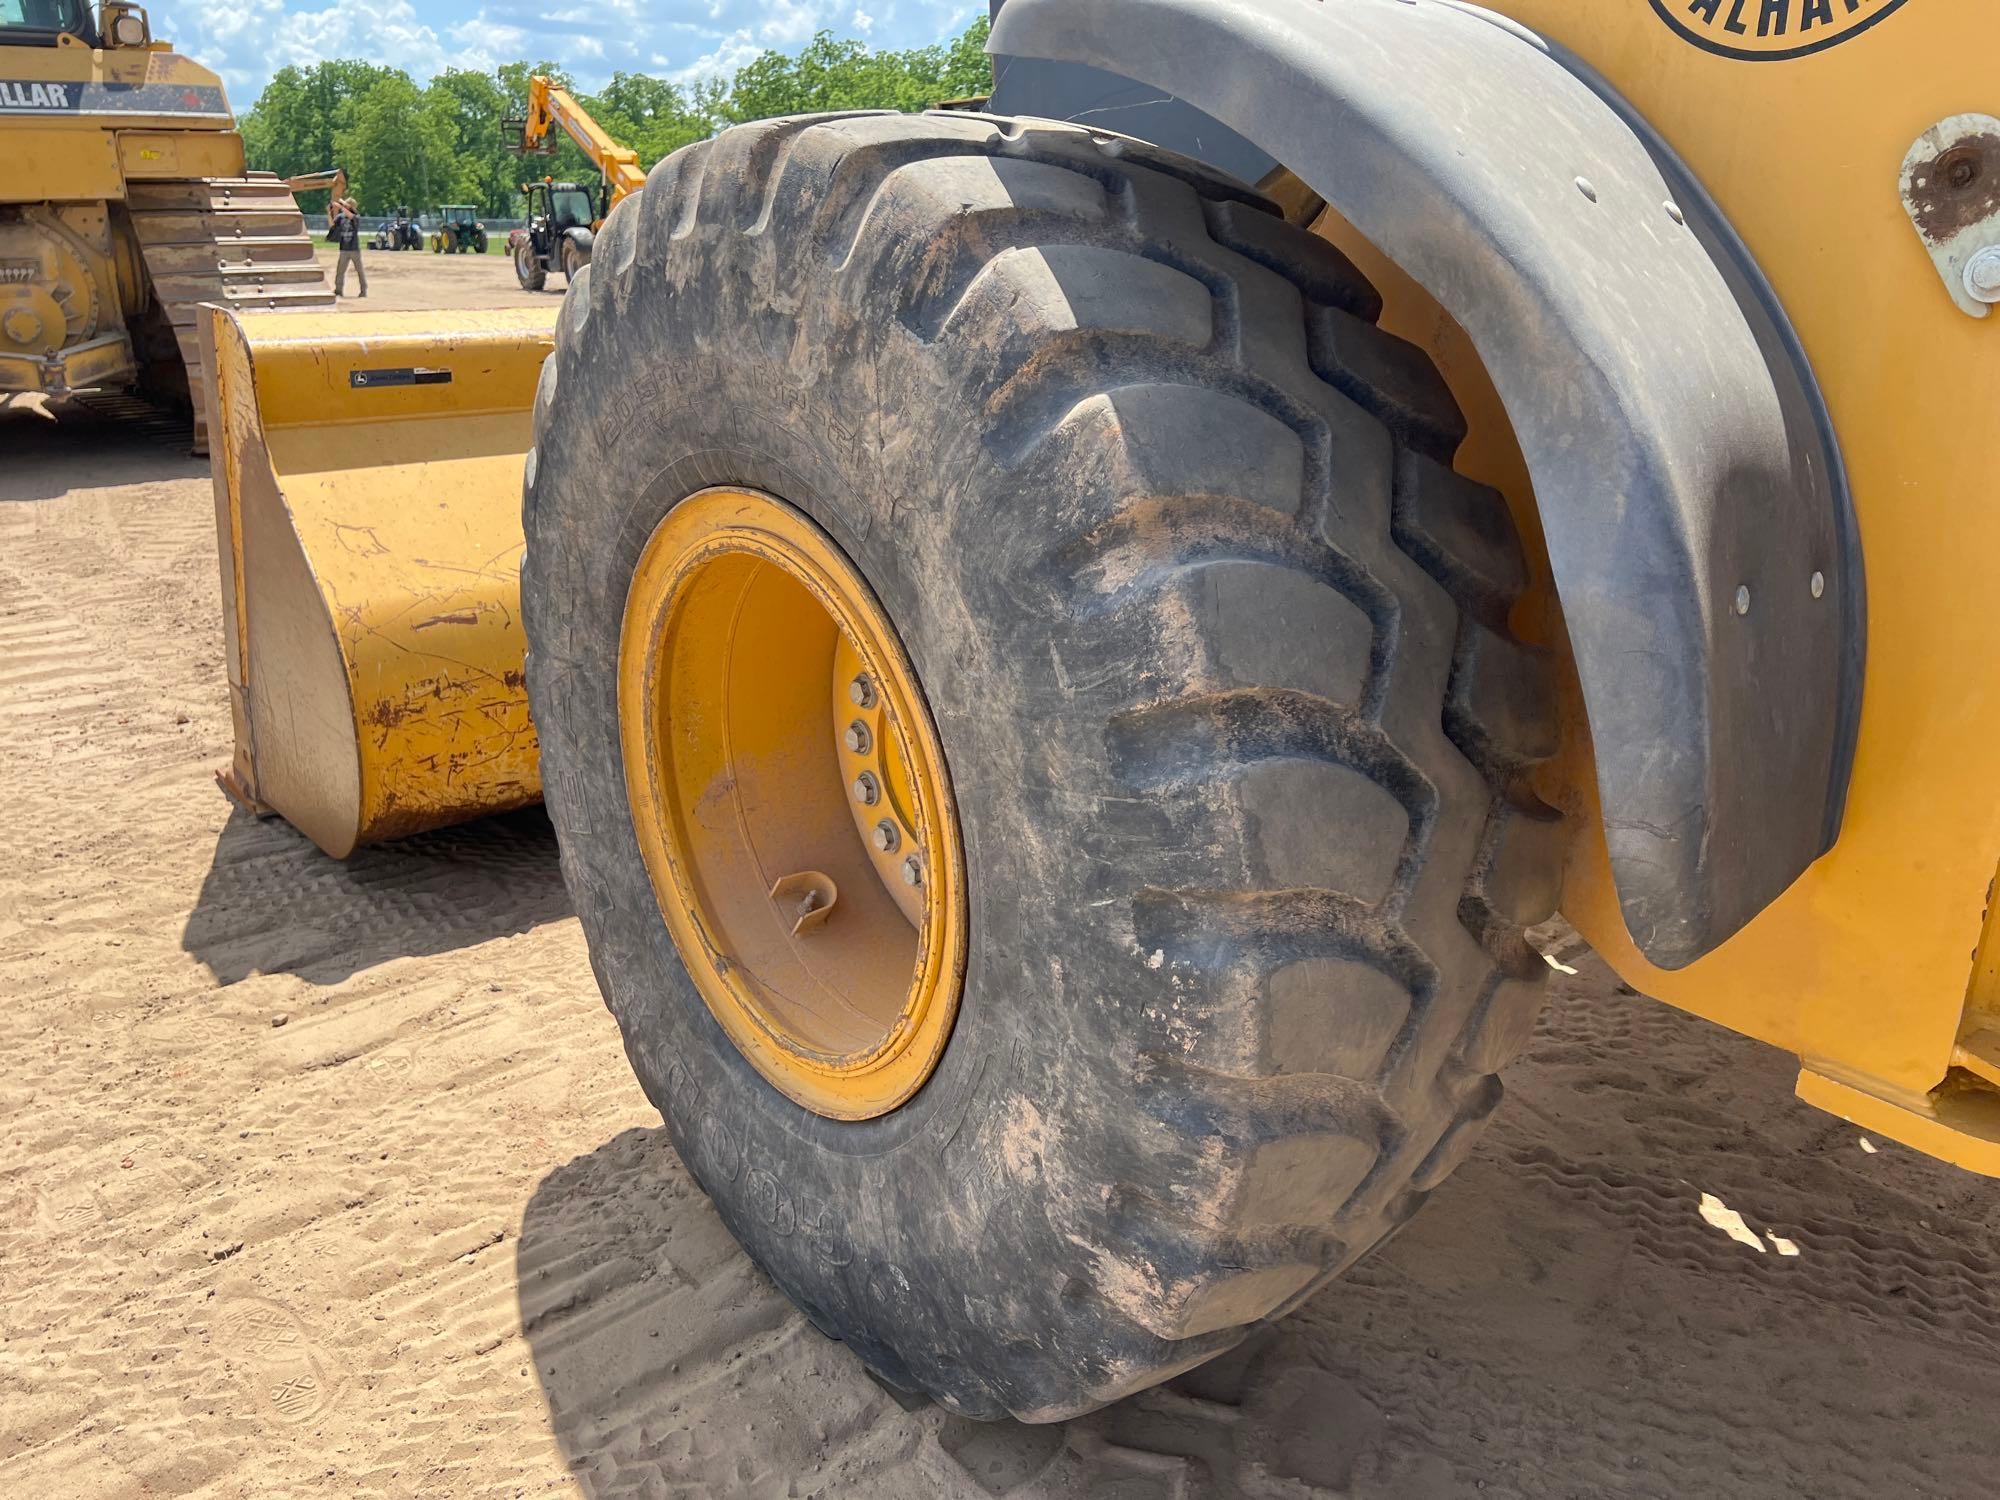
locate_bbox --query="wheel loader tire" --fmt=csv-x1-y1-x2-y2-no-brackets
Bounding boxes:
560,238,584,285
514,239,546,292
522,111,1567,1423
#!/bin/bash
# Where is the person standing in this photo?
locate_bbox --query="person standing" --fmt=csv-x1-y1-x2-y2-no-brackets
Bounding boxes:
329,198,368,298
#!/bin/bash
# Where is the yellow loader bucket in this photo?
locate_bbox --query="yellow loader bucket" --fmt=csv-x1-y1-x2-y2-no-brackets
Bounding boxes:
202,304,557,857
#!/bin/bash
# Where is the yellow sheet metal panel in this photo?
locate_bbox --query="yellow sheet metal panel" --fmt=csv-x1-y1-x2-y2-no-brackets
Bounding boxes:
208,306,557,855
1475,0,2000,1104
0,127,121,201
1797,1069,2000,1177
0,31,237,140
117,130,246,182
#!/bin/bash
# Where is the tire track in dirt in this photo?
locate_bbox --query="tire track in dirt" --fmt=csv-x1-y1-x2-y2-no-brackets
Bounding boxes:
4,397,1998,1498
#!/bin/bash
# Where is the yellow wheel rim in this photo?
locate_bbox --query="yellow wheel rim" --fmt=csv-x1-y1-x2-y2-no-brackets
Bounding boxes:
619,487,967,1119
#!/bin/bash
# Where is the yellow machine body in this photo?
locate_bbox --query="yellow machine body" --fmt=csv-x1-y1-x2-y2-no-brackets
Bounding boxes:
203,306,555,856
1362,0,1999,1172
200,0,2000,1172
0,9,332,443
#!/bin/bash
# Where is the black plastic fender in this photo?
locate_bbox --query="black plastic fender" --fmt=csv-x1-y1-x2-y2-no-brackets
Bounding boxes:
562,225,595,263
988,0,1863,968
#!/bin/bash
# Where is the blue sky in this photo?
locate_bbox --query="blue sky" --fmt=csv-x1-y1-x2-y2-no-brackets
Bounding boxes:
150,0,987,108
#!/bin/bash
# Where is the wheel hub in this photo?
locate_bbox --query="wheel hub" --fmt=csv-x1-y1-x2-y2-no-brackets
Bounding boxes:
618,488,966,1119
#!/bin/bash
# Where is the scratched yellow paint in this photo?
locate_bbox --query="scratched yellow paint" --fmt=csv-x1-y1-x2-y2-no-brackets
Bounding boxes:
207,306,556,855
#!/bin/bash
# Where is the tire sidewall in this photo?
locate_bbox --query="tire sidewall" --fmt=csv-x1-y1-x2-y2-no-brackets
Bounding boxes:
526,234,1172,1412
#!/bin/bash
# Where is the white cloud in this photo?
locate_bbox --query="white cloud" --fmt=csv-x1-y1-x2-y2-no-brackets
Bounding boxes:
152,0,983,104
666,28,763,86
756,0,842,46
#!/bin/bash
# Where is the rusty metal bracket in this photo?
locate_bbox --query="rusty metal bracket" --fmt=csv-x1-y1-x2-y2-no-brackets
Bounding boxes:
1900,113,2000,319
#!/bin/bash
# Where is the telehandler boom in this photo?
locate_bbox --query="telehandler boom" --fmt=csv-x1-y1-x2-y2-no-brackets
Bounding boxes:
508,75,646,212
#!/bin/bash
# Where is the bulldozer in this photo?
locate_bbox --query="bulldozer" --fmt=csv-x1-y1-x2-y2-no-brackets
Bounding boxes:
203,0,1999,1423
502,74,646,290
0,2,332,451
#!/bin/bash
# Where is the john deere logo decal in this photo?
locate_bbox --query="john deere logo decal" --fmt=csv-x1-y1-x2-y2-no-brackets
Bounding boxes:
1650,0,1914,59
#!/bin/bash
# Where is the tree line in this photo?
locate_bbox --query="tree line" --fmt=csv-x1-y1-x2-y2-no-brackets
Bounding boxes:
242,19,992,217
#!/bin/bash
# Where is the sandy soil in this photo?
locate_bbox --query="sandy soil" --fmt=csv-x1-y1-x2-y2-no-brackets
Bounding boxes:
3,274,1998,1497
310,243,559,311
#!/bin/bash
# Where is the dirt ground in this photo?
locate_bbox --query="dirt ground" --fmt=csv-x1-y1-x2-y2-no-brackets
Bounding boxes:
309,243,558,310
4,258,1999,1498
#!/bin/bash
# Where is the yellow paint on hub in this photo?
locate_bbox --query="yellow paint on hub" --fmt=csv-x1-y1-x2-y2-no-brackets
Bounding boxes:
619,488,967,1119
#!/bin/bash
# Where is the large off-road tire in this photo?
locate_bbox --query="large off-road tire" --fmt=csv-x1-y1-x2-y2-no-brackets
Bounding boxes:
522,111,1566,1422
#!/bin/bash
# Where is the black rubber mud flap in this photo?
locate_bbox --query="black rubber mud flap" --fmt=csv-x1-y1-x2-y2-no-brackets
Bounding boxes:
522,112,1568,1421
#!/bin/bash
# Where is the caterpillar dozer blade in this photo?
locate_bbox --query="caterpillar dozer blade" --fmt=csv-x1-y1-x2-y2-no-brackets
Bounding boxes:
202,304,556,857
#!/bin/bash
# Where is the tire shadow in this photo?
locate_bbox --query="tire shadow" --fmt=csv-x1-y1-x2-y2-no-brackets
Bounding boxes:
515,1126,1374,1500
181,804,569,985
515,978,2000,1499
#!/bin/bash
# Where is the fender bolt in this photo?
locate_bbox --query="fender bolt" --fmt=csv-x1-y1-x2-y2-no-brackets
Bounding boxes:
1575,176,1598,203
872,820,900,853
844,720,871,754
900,855,923,887
1964,246,2000,305
1664,200,1685,226
1734,585,1751,616
852,772,879,805
1810,571,1825,599
848,673,876,708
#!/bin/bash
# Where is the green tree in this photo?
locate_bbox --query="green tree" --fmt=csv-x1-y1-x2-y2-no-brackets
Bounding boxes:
723,18,992,120
939,15,994,101
423,68,516,214
240,60,401,193
240,19,997,213
333,72,457,214
582,71,714,166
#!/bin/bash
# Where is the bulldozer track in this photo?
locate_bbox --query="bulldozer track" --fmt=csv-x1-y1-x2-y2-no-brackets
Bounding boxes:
124,172,335,451
70,389,194,448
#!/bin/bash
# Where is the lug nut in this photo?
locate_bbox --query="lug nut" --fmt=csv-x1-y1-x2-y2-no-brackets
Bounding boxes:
1964,245,2000,305
848,674,876,708
872,819,900,853
844,720,871,754
852,772,879,806
900,855,923,887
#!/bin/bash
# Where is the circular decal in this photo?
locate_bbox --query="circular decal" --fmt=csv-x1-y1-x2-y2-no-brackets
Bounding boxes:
1648,0,1915,60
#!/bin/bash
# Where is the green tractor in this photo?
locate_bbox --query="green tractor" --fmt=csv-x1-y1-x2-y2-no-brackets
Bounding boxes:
427,205,487,255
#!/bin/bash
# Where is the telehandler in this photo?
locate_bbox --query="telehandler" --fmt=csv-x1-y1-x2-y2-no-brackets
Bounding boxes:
502,74,647,289
0,2,331,450
202,0,1999,1421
